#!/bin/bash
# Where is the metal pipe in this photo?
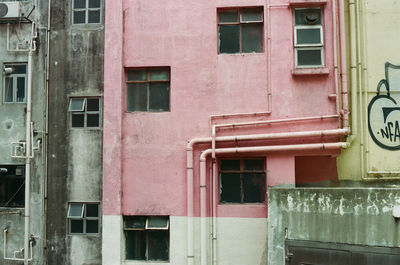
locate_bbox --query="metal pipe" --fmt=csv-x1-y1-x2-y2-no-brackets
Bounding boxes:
331,0,341,119
339,0,349,129
200,159,207,265
349,0,358,138
4,230,33,262
266,0,272,114
212,161,217,265
186,147,194,265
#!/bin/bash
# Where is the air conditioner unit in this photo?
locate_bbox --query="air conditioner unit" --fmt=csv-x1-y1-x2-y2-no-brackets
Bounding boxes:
0,2,21,19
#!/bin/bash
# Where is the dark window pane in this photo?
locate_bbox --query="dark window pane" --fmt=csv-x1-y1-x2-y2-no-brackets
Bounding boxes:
4,77,13,102
70,219,84,233
148,230,169,261
149,69,169,81
127,70,146,81
244,159,264,170
241,9,263,22
297,49,322,66
219,11,238,23
72,114,85,127
88,10,100,23
220,173,241,203
73,11,86,24
219,25,240,53
86,204,99,217
242,24,263,53
0,176,24,207
147,217,168,229
16,77,25,102
296,28,321,45
13,65,26,74
87,98,99,111
125,216,146,229
87,114,99,127
149,83,169,111
68,203,84,218
126,230,146,260
89,0,100,8
243,173,265,203
86,220,99,233
220,160,240,171
69,98,85,111
295,9,322,25
127,83,147,111
74,0,86,8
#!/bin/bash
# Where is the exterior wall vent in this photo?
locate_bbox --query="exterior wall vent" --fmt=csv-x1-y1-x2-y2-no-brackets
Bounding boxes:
0,2,21,19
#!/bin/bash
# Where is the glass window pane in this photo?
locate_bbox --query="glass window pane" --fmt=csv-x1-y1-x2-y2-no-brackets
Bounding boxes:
86,204,99,217
244,159,264,170
69,98,85,111
220,160,240,171
241,24,263,53
87,98,99,111
297,49,322,66
127,83,147,111
73,11,86,24
149,69,169,81
86,220,99,233
220,173,241,203
124,216,146,229
219,25,240,54
72,114,85,127
127,70,146,81
74,0,86,8
0,177,24,207
16,77,25,102
147,217,168,229
125,230,146,260
148,230,169,261
296,28,321,45
149,83,169,111
219,11,238,23
4,77,13,102
243,173,265,203
70,219,84,233
89,0,101,8
68,203,84,218
87,114,99,127
241,9,263,22
295,9,322,25
13,65,26,74
88,10,100,23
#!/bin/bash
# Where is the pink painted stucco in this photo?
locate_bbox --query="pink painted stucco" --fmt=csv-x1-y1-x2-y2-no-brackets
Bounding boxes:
103,0,342,217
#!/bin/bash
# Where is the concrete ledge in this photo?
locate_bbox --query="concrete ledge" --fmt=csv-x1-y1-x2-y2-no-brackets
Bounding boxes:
292,67,330,76
289,0,328,7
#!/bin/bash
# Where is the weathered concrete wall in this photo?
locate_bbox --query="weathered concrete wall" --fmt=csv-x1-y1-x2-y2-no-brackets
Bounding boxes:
268,187,400,264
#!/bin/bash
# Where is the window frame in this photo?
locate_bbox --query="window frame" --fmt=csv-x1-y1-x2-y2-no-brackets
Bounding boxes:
126,67,171,112
0,165,25,208
217,7,264,54
72,0,102,25
67,202,100,235
219,158,266,204
68,97,102,129
2,63,27,104
293,7,324,68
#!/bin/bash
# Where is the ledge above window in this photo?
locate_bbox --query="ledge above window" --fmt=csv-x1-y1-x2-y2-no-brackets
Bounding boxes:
289,0,327,7
292,67,330,76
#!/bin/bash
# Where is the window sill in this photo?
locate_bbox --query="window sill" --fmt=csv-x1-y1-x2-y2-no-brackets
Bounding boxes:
289,0,327,7
292,67,329,76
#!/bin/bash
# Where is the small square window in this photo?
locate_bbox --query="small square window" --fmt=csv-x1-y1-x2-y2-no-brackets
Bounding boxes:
218,8,264,54
69,97,101,128
2,64,27,103
126,68,170,112
67,203,100,234
124,216,169,261
72,0,101,24
219,159,266,204
0,165,25,207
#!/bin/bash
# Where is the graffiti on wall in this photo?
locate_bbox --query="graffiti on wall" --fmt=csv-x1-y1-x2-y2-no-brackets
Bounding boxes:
368,63,400,150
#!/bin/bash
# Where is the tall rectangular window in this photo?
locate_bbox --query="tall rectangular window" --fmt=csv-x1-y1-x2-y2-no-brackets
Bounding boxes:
126,68,170,112
72,0,101,24
69,97,101,128
0,165,25,207
3,64,26,103
219,159,266,203
294,8,324,67
218,7,264,54
67,203,100,234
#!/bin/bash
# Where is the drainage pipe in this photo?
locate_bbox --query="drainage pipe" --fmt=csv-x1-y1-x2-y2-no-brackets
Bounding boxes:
332,0,341,118
349,0,358,139
338,0,349,129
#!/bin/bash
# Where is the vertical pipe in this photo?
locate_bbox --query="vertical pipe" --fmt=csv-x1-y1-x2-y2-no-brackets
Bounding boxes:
200,158,207,265
186,148,194,265
349,0,358,138
332,0,341,118
339,0,349,129
212,161,217,265
266,0,272,113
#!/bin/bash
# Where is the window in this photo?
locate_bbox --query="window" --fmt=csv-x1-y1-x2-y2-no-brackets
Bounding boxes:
0,165,24,207
294,8,324,67
69,97,101,128
67,203,100,234
3,64,26,103
218,7,264,54
72,0,101,24
126,68,170,112
124,216,169,261
219,159,266,203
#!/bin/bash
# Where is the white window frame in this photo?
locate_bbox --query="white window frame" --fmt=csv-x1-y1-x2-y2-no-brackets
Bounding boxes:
72,0,102,25
293,8,324,68
2,63,27,104
67,202,100,235
68,97,102,128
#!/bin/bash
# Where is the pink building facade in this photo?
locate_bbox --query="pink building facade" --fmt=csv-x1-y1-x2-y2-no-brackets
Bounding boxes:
103,0,347,264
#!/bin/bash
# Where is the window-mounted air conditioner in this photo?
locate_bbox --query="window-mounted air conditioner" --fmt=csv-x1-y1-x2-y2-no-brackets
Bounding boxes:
0,2,21,19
